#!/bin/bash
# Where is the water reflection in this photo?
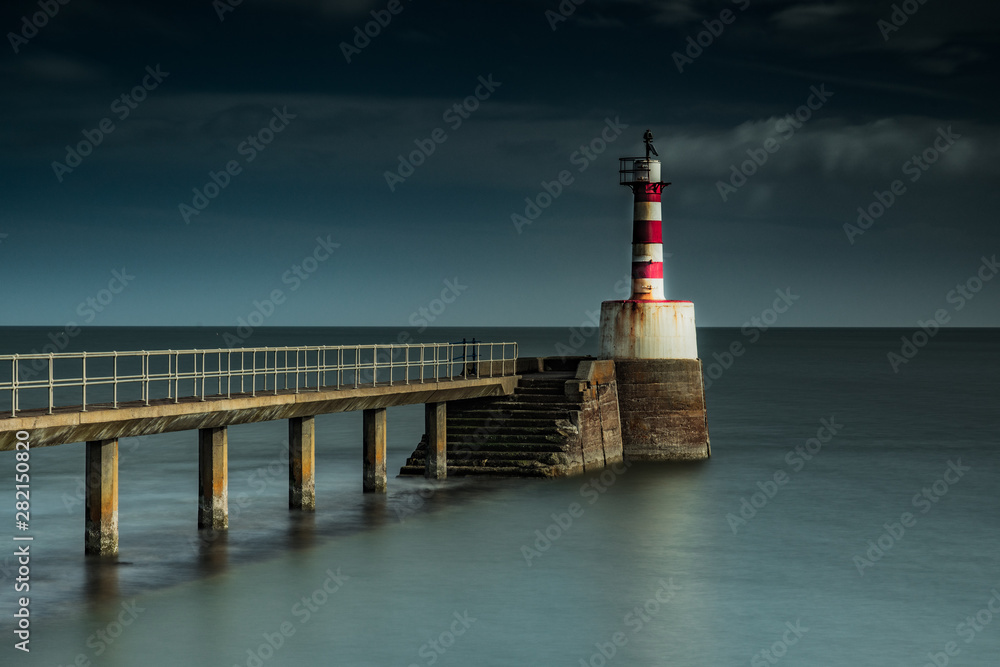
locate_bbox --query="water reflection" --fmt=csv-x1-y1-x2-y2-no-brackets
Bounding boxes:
195,529,229,575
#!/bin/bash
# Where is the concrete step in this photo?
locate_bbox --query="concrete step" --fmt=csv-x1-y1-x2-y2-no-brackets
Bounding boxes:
492,395,580,405
447,432,570,445
448,424,565,436
446,416,557,429
454,408,576,420
407,450,569,465
518,373,576,383
413,439,567,451
399,464,555,478
515,386,568,396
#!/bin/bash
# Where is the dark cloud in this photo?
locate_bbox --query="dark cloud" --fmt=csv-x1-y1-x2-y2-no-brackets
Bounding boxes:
0,0,996,326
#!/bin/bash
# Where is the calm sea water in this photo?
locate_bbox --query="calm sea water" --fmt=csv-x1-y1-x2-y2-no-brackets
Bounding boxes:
1,326,997,666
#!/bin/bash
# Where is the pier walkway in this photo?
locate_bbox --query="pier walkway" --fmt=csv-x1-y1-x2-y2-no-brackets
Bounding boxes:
0,342,517,554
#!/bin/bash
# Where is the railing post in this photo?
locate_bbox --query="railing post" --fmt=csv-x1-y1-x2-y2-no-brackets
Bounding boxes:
11,356,17,418
143,351,150,406
81,352,87,412
48,354,54,415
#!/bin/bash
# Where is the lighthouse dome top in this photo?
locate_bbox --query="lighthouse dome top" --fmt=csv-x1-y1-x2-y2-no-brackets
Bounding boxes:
619,129,668,187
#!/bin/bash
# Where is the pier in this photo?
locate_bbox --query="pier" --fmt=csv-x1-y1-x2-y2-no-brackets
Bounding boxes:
0,342,517,554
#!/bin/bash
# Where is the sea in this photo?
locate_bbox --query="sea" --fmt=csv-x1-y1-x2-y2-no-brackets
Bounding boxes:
0,326,997,667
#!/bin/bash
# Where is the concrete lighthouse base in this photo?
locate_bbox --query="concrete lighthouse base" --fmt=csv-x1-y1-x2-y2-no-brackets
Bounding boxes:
599,300,710,461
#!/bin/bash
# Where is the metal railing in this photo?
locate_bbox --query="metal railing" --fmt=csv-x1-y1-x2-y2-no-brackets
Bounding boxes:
0,341,518,417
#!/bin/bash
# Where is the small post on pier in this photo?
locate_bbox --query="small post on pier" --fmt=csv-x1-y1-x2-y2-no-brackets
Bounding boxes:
85,439,119,556
425,402,447,480
363,408,387,492
198,426,229,529
288,416,316,510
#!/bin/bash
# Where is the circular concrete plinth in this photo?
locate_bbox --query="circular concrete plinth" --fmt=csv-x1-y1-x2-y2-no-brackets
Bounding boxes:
598,300,698,360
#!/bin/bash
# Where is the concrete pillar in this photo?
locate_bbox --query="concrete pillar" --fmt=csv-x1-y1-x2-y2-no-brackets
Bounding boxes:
198,427,228,530
289,416,316,511
85,439,119,556
363,408,387,493
425,402,447,480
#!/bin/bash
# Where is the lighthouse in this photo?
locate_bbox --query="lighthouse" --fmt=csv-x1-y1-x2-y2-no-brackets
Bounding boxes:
598,130,710,461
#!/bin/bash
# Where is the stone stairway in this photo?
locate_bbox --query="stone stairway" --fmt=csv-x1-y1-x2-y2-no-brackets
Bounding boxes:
399,360,623,478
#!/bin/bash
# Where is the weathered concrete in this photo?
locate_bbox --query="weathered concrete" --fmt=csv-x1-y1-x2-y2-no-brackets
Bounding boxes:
0,376,516,451
85,439,119,556
363,408,387,492
288,416,316,510
599,300,699,359
614,359,710,461
425,402,446,480
401,358,624,478
567,359,624,473
198,427,228,529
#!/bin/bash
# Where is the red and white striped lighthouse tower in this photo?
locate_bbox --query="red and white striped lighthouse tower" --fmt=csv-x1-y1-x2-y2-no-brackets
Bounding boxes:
598,130,709,460
628,130,667,301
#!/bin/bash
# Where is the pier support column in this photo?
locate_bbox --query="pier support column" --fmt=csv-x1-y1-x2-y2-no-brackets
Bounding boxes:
289,416,316,511
85,439,119,556
425,402,447,480
363,408,387,493
198,427,228,530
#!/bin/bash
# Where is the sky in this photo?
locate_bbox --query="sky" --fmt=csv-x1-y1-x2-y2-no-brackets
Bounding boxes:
1,0,998,328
